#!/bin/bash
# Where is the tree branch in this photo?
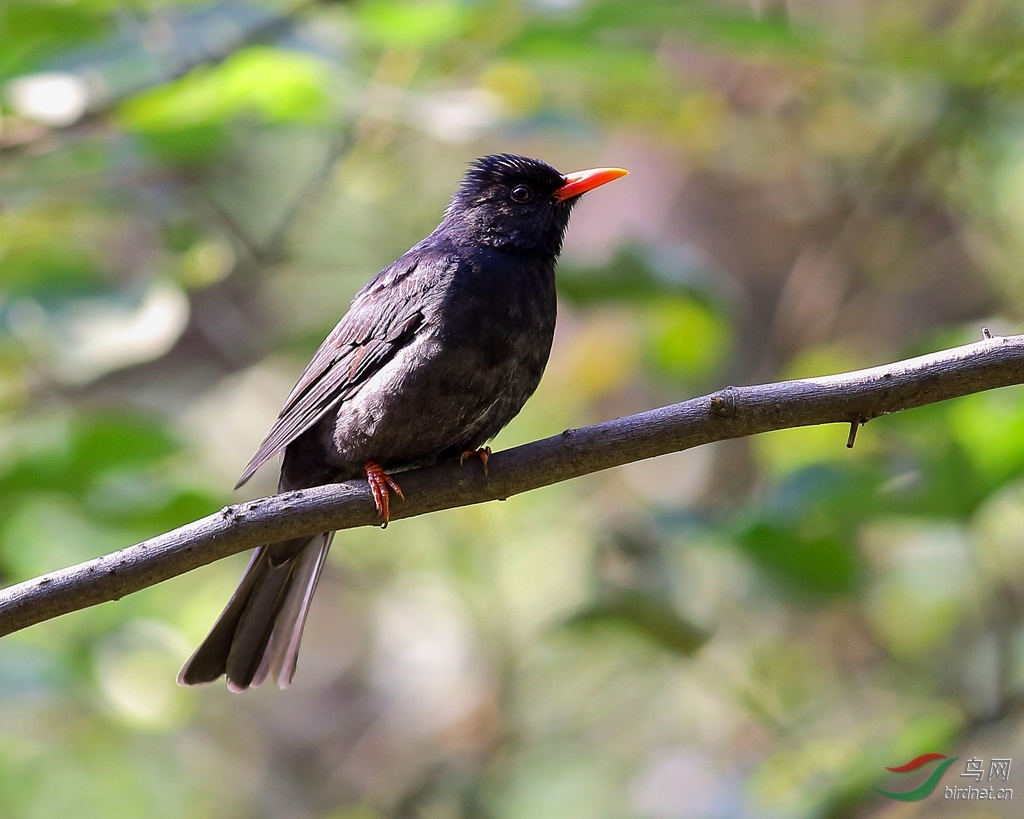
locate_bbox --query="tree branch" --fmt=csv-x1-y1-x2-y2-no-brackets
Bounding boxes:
3,332,1024,637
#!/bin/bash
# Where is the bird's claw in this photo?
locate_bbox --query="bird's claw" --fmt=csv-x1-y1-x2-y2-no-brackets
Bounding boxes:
459,446,491,476
365,461,404,527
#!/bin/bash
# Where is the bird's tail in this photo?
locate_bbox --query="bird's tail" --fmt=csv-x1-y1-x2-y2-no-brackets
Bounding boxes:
177,532,334,692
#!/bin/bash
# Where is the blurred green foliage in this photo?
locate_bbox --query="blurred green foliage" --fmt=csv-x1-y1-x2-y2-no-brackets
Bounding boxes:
3,0,1024,817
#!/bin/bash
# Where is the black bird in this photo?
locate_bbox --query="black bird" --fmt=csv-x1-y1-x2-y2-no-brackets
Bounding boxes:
178,154,628,691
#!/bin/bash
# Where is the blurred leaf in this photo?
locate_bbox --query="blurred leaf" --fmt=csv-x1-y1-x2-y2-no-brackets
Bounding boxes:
119,46,333,161
356,0,469,48
642,296,731,382
762,464,885,526
66,413,180,474
948,389,1024,482
558,246,715,305
87,482,224,531
754,424,858,478
734,520,860,599
0,244,107,302
0,494,128,578
126,123,228,165
508,0,826,61
880,402,1003,518
0,3,109,77
560,589,710,657
0,412,179,500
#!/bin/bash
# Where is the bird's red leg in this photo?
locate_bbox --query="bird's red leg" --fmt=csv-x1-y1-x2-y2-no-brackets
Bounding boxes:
364,461,404,526
459,446,491,476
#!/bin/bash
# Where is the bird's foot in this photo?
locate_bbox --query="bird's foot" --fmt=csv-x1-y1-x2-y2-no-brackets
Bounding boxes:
459,446,491,476
364,461,404,527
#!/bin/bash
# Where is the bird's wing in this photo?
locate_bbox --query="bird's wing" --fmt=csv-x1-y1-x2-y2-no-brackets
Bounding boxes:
235,252,443,488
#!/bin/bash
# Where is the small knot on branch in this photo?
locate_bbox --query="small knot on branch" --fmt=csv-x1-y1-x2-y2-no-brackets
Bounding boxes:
709,387,738,419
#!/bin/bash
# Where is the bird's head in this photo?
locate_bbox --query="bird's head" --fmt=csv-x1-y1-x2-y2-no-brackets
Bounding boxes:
440,154,628,256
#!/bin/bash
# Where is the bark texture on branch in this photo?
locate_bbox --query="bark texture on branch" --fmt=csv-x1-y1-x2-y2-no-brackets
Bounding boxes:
2,332,1023,637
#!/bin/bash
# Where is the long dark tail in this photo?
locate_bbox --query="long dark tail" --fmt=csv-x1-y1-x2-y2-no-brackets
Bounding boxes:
177,532,333,692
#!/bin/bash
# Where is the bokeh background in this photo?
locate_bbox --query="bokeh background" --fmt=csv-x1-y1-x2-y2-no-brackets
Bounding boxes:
3,1,1024,816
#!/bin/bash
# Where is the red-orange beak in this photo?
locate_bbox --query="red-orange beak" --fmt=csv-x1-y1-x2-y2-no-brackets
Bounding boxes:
553,166,629,203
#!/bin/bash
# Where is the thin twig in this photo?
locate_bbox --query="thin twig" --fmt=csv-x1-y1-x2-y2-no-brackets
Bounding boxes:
846,419,860,448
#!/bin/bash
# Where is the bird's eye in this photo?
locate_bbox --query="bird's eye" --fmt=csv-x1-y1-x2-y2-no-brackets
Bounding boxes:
510,185,533,203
